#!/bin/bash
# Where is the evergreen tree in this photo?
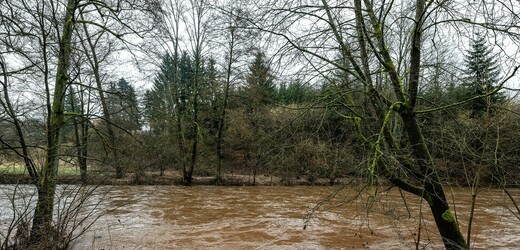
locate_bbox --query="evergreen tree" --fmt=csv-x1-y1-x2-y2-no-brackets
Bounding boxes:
200,57,221,135
145,52,221,140
145,55,171,133
201,57,220,107
245,51,275,106
108,78,140,131
145,52,196,132
463,34,504,116
145,52,223,182
178,52,195,114
275,81,317,104
63,86,82,135
144,54,173,134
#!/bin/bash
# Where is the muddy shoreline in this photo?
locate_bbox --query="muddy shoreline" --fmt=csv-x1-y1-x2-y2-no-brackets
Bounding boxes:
0,172,353,186
1,172,517,188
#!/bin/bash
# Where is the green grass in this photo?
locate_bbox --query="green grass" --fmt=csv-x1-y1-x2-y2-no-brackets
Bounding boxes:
0,164,27,174
0,164,80,175
57,167,81,175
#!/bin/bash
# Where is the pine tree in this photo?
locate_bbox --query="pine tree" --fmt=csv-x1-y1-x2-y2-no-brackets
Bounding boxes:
274,81,317,104
463,34,504,116
108,78,140,131
145,54,174,134
200,57,221,135
245,51,275,106
145,52,196,132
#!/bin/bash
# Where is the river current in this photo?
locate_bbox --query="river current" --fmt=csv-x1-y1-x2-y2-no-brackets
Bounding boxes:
1,185,519,249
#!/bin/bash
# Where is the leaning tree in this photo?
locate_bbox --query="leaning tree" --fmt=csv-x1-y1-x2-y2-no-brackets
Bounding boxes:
254,0,520,249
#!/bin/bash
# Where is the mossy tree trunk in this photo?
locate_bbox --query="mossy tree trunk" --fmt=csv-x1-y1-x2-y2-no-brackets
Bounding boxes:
30,0,77,243
318,0,469,248
359,0,468,248
399,109,468,249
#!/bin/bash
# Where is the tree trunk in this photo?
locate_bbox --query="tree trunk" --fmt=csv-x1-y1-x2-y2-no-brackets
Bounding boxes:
79,120,88,182
186,65,199,186
426,182,468,250
70,87,86,183
70,86,89,183
30,0,77,243
253,166,256,186
216,26,236,180
358,0,468,247
329,162,336,186
400,110,468,249
79,17,122,178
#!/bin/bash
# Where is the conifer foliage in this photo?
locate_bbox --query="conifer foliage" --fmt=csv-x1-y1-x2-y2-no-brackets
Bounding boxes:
463,34,504,116
245,52,275,106
108,78,141,131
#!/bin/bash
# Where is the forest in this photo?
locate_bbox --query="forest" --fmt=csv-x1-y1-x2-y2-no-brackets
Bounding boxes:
1,0,520,249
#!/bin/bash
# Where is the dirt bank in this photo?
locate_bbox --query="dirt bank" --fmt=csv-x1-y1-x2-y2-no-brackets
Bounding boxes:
0,171,352,186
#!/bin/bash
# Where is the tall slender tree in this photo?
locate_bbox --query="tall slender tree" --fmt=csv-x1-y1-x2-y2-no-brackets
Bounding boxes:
245,51,275,106
30,0,78,242
78,13,122,178
147,50,225,182
463,34,504,117
213,3,254,180
241,50,275,184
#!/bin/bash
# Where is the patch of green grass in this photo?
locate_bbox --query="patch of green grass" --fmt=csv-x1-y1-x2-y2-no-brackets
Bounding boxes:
58,167,80,175
0,164,80,175
0,164,27,174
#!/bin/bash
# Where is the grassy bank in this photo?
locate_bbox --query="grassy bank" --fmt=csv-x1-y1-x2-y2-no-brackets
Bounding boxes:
0,164,80,175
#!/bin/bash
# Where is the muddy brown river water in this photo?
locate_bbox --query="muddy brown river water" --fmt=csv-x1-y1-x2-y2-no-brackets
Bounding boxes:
1,185,520,249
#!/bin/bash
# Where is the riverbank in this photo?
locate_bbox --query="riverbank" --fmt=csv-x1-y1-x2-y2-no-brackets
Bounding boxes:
2,165,518,187
0,171,352,186
2,172,518,188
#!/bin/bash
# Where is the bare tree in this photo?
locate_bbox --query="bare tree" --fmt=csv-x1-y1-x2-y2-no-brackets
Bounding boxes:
1,0,154,246
253,0,520,249
149,0,212,185
77,13,123,178
212,1,255,180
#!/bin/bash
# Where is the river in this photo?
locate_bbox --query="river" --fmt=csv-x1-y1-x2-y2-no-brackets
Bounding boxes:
1,185,519,249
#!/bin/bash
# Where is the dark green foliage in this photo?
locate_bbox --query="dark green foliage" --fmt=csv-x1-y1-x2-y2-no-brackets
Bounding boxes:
144,52,222,179
463,34,505,116
63,86,82,135
245,51,275,106
200,57,221,137
107,78,140,131
145,52,206,130
145,53,186,134
145,52,219,134
275,82,318,104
